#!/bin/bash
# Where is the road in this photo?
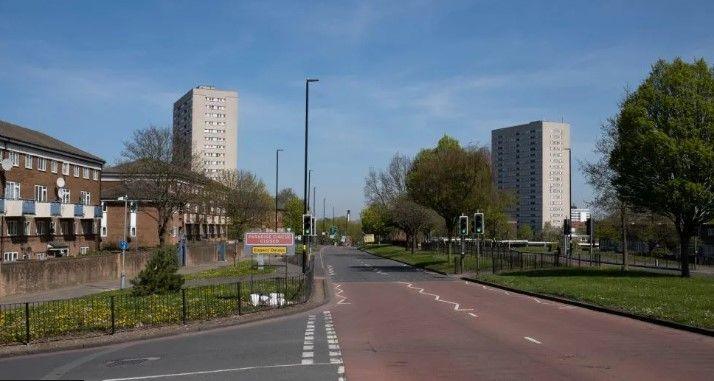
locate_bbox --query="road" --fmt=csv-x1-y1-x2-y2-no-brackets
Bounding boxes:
0,246,712,380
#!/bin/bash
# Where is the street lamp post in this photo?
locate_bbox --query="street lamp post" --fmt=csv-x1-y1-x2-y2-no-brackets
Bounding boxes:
565,147,573,258
275,148,283,232
303,77,319,273
119,195,128,289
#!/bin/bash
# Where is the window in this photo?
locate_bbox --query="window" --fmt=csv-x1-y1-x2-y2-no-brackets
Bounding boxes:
38,157,47,171
5,182,20,199
3,252,18,262
51,160,58,173
7,220,18,236
80,191,91,205
61,189,71,204
93,170,99,181
9,151,19,166
25,154,33,169
36,220,48,235
81,220,94,235
80,247,89,255
24,220,31,235
130,226,136,237
73,165,80,177
35,185,48,202
62,162,70,175
101,226,107,237
83,167,90,179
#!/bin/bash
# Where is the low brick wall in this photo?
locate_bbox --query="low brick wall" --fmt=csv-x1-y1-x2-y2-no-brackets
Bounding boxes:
0,242,233,298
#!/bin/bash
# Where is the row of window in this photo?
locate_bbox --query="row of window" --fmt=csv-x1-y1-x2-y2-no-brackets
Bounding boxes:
205,121,226,126
3,150,99,180
203,152,225,157
205,137,226,142
203,128,226,134
4,182,91,204
205,105,225,110
204,112,226,118
5,219,96,236
205,96,226,102
204,144,225,150
203,160,226,166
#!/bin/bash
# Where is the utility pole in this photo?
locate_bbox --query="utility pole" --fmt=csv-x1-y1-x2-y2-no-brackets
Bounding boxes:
322,197,326,236
275,148,283,232
303,78,318,273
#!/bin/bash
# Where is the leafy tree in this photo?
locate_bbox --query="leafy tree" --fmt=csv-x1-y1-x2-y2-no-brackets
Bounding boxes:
283,196,305,234
517,224,534,241
407,136,497,245
390,197,437,253
609,58,714,277
360,203,392,243
131,246,184,296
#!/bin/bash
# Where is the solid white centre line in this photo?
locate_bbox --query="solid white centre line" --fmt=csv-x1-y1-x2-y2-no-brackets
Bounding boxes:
524,336,542,344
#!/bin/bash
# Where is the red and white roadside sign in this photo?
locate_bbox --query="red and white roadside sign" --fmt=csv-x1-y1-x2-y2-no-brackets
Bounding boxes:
244,232,295,256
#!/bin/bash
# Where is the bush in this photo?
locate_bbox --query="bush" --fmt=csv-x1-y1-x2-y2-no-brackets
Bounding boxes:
131,246,184,296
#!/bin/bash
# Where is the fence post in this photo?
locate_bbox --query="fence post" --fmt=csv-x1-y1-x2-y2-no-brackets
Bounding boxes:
181,289,187,324
110,296,116,335
236,281,242,315
25,302,30,344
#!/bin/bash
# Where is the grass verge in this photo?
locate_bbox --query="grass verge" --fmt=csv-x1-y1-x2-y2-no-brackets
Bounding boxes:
184,260,275,280
363,244,491,274
477,268,714,329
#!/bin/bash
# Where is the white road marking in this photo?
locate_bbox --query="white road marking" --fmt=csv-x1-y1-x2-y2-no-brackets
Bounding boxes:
334,283,351,305
468,312,478,317
302,351,314,358
323,309,346,379
398,282,477,313
103,362,336,380
524,336,542,344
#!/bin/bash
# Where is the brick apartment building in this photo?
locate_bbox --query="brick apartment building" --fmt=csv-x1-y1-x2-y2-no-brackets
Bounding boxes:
0,120,105,261
100,164,228,249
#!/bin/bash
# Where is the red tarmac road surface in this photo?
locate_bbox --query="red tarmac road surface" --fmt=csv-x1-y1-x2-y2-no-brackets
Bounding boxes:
324,248,714,381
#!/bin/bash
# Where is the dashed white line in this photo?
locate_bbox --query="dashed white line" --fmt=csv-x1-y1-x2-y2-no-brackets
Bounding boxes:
524,336,542,344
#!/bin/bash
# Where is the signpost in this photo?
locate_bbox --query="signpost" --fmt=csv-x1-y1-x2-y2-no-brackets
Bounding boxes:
244,232,296,300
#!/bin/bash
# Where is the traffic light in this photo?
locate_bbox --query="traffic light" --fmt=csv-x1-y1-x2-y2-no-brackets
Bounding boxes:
563,219,571,235
473,213,485,235
302,214,312,236
311,216,316,236
458,215,468,237
586,218,593,236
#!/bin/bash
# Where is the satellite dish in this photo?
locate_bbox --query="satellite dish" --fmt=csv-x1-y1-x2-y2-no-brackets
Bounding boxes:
56,177,65,188
1,158,11,171
57,188,66,198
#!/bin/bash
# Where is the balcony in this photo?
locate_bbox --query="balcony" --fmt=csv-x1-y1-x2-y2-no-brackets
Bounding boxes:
93,206,103,218
50,202,61,216
22,200,36,215
74,204,84,217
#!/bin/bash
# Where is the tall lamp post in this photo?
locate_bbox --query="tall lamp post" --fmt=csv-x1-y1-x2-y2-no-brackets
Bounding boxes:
118,195,128,289
565,147,573,257
303,77,319,273
275,148,283,232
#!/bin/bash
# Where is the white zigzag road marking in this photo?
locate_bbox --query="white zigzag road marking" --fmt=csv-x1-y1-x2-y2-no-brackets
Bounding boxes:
334,283,351,305
398,282,476,313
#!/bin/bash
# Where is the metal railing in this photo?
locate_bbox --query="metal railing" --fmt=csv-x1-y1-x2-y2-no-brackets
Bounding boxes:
0,267,314,346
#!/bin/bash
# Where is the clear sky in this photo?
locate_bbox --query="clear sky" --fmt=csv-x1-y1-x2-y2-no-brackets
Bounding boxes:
1,1,712,216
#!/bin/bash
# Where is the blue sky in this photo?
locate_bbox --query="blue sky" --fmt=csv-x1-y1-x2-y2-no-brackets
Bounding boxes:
1,1,712,216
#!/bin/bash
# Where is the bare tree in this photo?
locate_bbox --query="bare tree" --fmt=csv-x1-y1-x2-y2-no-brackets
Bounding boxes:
118,126,203,246
364,153,411,206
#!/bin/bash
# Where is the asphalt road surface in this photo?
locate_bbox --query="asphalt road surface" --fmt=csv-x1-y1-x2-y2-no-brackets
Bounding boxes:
0,246,712,380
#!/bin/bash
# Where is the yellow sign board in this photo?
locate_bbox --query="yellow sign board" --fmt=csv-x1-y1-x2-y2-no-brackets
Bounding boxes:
251,246,288,255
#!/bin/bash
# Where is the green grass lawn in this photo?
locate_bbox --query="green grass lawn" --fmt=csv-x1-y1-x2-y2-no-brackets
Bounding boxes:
184,260,275,280
364,244,491,274
477,268,714,329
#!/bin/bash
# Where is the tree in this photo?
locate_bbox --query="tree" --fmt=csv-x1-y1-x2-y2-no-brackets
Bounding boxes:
118,126,203,246
131,246,184,296
407,136,497,245
283,196,305,234
581,118,632,270
208,169,273,238
390,197,437,253
609,58,714,277
517,225,534,241
360,203,392,243
364,153,411,206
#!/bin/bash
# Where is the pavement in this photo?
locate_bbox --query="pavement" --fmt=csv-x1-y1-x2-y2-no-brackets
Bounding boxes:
0,261,234,304
0,246,712,380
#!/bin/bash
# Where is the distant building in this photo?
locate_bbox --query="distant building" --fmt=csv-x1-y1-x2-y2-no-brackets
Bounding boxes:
173,85,238,178
100,164,228,249
0,120,105,260
491,121,571,232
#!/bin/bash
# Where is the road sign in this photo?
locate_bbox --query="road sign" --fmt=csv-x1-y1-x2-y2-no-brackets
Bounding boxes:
244,232,295,256
119,240,129,250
